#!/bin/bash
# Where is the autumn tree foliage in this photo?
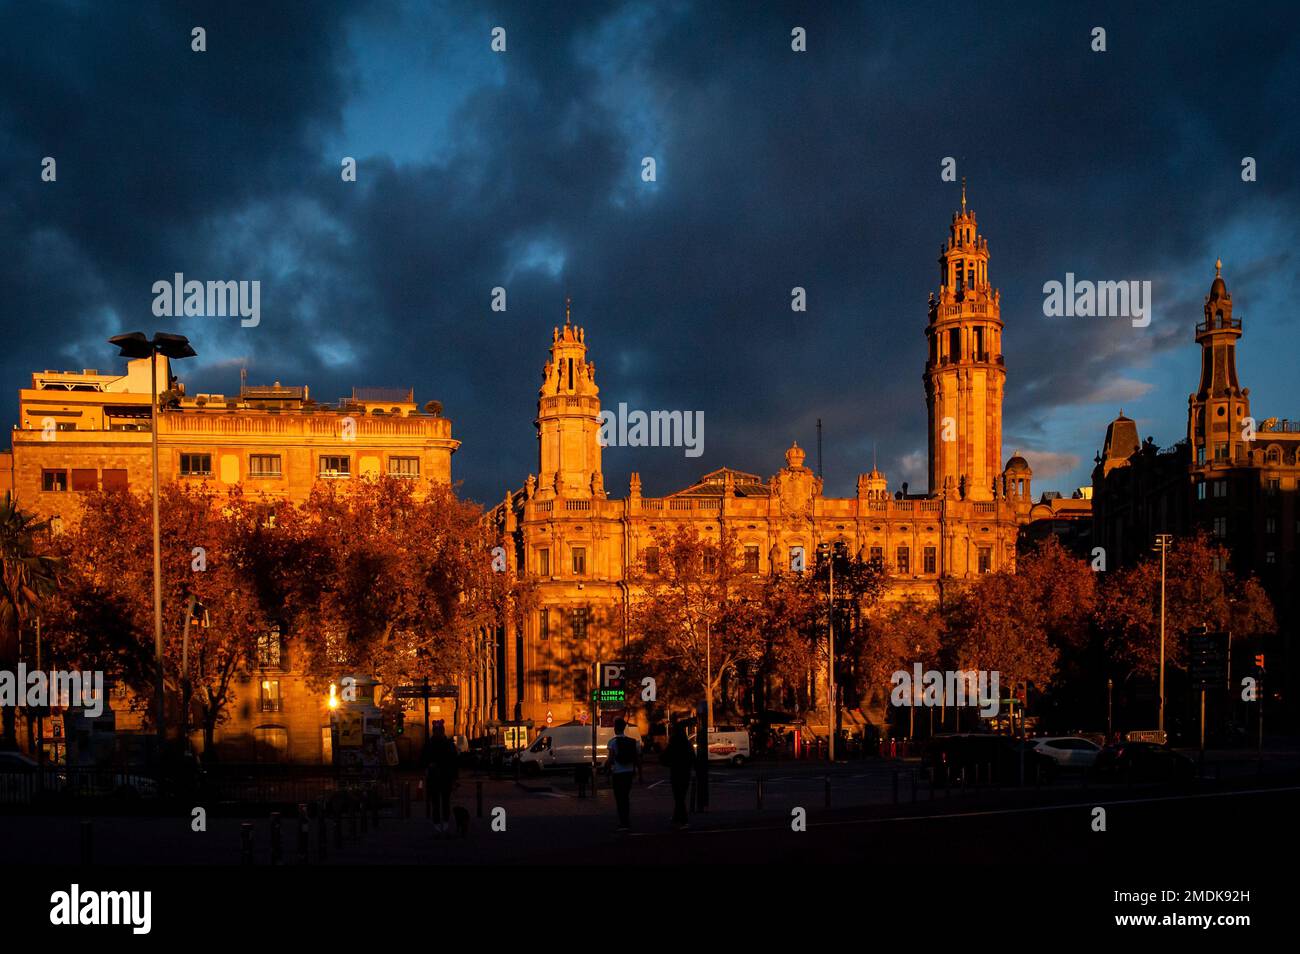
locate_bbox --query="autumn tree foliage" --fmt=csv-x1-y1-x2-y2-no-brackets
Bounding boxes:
626,526,767,717
1094,532,1275,680
42,477,522,750
44,484,272,750
273,477,521,693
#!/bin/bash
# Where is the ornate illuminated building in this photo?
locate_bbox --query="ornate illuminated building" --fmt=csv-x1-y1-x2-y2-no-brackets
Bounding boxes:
1093,262,1298,719
487,195,1058,731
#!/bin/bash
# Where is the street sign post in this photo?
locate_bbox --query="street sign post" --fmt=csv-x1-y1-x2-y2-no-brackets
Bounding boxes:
1188,631,1229,761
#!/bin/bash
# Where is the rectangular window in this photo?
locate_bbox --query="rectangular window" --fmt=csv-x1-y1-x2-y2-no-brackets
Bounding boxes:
573,668,588,703
1265,551,1277,565
571,547,586,575
1265,516,1278,535
319,455,350,478
180,453,212,477
101,468,128,492
1212,479,1228,498
256,627,282,669
249,454,282,478
1197,482,1207,501
644,546,660,574
949,328,961,360
541,670,551,703
703,552,718,575
71,468,98,492
1266,478,1280,497
539,610,550,641
538,548,550,576
977,547,992,574
1214,443,1228,462
1213,516,1227,538
388,456,420,477
258,679,282,713
41,469,68,492
896,546,910,575
744,546,760,573
571,607,588,641
924,546,937,574
1197,446,1206,465
869,546,884,564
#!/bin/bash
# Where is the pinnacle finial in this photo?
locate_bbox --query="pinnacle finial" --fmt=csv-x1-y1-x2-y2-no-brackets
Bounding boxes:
1215,258,1222,277
564,296,572,325
961,177,967,214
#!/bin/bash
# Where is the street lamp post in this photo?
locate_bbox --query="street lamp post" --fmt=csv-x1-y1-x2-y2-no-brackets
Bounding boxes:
109,333,197,761
1152,533,1173,736
817,543,835,762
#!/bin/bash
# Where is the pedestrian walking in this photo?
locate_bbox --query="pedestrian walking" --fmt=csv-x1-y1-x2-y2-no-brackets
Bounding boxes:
421,720,459,837
606,718,641,831
665,721,693,829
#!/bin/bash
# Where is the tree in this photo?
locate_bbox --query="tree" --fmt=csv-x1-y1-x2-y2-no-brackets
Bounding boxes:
1095,532,1275,680
0,493,61,749
627,526,767,720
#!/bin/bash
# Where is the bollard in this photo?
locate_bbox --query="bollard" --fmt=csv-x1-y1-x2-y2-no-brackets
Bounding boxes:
317,804,328,863
79,820,93,865
270,812,283,866
476,780,484,819
892,771,899,805
824,774,831,809
297,803,310,864
756,776,764,810
241,821,254,865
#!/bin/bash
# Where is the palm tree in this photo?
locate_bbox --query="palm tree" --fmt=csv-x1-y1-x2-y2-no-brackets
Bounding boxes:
0,493,61,750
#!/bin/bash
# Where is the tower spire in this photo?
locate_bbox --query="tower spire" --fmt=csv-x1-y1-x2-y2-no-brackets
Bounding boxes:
564,295,572,326
961,177,967,214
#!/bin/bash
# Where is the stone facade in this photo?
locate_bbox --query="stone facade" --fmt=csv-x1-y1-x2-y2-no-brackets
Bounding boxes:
488,198,1050,732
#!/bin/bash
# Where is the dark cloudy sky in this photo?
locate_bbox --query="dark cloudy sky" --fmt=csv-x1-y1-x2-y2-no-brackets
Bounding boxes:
3,0,1298,506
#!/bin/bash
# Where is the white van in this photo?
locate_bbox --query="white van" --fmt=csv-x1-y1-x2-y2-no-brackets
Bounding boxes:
689,725,752,766
517,723,641,774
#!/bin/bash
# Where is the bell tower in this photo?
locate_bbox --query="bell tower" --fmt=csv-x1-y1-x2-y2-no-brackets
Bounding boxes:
536,299,605,499
924,181,1004,500
1188,259,1250,463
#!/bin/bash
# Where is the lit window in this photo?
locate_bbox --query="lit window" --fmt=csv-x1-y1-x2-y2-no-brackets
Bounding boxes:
319,455,350,478
388,456,420,477
41,470,68,492
259,679,282,713
257,626,282,669
180,453,212,477
249,454,281,478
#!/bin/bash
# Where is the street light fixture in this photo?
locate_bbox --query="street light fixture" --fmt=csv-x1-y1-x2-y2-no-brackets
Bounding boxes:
108,332,197,760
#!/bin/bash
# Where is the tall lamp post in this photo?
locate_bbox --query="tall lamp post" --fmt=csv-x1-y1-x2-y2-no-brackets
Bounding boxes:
1152,533,1173,736
109,332,197,759
817,542,836,762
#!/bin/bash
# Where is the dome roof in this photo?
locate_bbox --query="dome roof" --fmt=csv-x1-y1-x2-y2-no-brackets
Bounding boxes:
1004,453,1031,474
1209,258,1228,301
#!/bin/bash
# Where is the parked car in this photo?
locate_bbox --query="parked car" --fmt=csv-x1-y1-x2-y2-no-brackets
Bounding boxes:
1029,736,1102,770
1093,742,1196,782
